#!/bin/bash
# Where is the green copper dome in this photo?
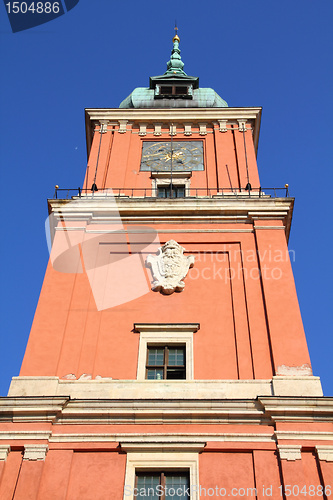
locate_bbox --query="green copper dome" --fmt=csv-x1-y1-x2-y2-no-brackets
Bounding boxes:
119,34,228,109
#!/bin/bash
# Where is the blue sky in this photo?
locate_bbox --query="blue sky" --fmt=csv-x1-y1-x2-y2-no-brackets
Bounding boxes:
0,0,332,396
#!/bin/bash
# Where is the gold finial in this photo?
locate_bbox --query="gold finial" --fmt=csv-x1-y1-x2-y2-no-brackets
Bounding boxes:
173,23,180,43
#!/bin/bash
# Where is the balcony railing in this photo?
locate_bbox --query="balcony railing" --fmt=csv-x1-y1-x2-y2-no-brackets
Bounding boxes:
52,186,290,200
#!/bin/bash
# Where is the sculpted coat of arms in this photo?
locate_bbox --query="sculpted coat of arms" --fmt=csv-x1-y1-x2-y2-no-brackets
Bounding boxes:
146,240,195,295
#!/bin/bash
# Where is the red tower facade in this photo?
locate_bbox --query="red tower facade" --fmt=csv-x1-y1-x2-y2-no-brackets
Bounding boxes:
0,36,332,499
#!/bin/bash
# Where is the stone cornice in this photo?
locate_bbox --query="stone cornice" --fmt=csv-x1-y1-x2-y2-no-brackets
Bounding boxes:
85,107,262,157
133,323,200,333
2,392,332,425
48,196,294,240
0,396,69,423
259,396,333,422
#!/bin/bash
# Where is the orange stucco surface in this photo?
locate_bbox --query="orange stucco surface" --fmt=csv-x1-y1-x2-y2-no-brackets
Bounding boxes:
20,221,311,379
1,447,331,500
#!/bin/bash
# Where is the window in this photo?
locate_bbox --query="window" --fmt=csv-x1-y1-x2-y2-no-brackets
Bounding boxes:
134,323,199,381
155,85,192,99
146,345,186,380
122,450,201,500
157,185,185,198
135,471,190,500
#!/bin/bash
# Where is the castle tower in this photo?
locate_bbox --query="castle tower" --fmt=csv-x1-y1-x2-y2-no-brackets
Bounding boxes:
0,34,332,500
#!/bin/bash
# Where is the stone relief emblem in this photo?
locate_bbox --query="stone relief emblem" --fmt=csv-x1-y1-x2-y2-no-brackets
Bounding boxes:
146,240,195,295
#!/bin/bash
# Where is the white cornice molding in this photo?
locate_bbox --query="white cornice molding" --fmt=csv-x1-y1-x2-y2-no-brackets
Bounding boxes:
85,107,262,123
0,396,70,422
133,323,200,333
259,395,332,422
0,431,51,440
0,445,10,461
120,442,205,452
277,444,302,461
50,432,273,444
275,431,333,441
48,196,294,239
316,446,333,462
119,437,206,452
23,444,48,461
48,197,293,220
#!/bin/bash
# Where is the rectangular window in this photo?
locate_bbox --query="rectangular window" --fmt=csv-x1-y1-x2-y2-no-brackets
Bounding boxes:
157,185,185,198
146,345,186,380
156,86,190,99
135,472,190,500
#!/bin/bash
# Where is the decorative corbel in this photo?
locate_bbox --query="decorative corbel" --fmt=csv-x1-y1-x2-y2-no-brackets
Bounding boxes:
218,119,228,132
184,123,192,136
237,120,248,132
199,123,207,136
139,123,148,136
118,120,128,134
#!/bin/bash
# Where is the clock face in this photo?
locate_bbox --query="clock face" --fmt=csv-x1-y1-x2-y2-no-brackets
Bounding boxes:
140,141,204,171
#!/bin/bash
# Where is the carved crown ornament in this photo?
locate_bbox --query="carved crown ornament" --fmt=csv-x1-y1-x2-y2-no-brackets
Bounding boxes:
146,240,195,295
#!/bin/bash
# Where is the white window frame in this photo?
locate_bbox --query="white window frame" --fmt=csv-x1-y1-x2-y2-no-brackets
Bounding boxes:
122,451,200,500
151,171,192,197
134,324,199,381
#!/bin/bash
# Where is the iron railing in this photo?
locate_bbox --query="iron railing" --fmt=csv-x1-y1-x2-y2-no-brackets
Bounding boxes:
52,186,290,200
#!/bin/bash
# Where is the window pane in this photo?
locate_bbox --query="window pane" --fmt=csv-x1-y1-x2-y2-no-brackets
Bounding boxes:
161,86,173,95
147,369,164,380
137,475,160,500
175,86,186,95
175,186,185,198
166,368,186,380
158,187,167,198
165,475,190,500
148,348,164,366
168,348,184,366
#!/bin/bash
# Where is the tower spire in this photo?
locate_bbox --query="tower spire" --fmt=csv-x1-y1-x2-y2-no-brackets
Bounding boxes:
165,26,186,75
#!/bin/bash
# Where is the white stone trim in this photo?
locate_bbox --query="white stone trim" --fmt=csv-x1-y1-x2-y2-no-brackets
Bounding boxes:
275,431,333,441
252,225,286,230
278,445,302,461
118,120,128,134
316,446,333,462
0,431,51,440
123,452,200,500
48,432,273,444
135,324,199,381
154,123,162,136
184,123,192,136
237,120,248,132
134,324,199,334
23,444,48,461
218,120,228,132
99,121,108,133
199,123,207,135
139,123,147,136
0,445,10,461
120,438,206,452
8,377,324,401
272,376,323,397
